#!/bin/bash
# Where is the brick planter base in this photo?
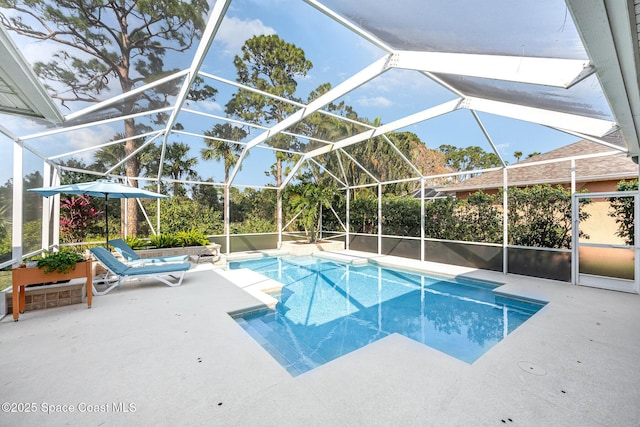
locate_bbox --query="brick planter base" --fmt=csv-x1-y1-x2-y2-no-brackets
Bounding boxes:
5,281,85,315
133,244,221,263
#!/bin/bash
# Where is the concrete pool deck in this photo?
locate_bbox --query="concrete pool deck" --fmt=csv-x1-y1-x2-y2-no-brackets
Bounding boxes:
1,250,639,426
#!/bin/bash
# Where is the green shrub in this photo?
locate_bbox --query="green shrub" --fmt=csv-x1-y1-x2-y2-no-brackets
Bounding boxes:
147,231,209,248
381,196,422,237
175,229,209,247
124,236,151,249
22,220,44,254
505,184,589,249
348,196,378,234
345,186,581,248
608,179,637,245
36,249,85,274
152,197,222,235
148,233,180,249
457,191,502,243
231,215,276,234
0,269,12,292
424,196,458,240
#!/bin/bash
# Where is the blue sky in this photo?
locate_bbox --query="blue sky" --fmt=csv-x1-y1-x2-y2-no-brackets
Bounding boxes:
1,0,583,188
187,0,581,185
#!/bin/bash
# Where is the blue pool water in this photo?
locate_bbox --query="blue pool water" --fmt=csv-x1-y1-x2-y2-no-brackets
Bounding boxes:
230,256,545,376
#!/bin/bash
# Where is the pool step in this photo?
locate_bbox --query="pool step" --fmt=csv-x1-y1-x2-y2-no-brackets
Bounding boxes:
238,316,307,375
239,314,328,376
247,314,328,374
236,317,303,375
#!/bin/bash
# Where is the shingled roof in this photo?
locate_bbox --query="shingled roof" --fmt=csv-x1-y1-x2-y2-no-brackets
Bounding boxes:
442,140,638,193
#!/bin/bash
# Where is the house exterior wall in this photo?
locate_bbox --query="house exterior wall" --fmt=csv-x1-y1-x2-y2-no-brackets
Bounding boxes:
449,179,629,246
451,178,625,200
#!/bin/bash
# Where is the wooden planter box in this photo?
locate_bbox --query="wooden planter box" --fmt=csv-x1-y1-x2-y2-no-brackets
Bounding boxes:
133,244,221,263
10,260,92,321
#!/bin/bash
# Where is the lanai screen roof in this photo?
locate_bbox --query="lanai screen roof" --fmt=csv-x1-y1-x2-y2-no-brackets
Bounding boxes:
0,0,639,190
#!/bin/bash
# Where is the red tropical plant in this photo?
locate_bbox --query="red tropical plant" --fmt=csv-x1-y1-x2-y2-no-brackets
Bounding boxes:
60,196,103,243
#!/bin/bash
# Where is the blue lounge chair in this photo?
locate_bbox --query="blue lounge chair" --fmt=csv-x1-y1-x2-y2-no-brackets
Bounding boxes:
109,238,189,265
90,246,191,295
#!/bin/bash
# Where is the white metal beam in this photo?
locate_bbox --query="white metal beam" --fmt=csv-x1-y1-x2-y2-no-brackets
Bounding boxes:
381,134,423,177
49,130,164,160
64,69,190,122
16,139,55,164
308,158,348,187
41,163,51,250
390,51,594,88
469,110,507,167
304,98,462,159
463,97,617,137
198,71,306,109
557,128,628,153
0,123,19,140
158,0,232,183
200,71,377,133
567,0,640,154
281,157,307,188
181,108,269,131
11,141,23,265
304,0,394,53
160,0,231,135
338,149,380,183
247,55,392,153
105,133,163,176
0,25,63,123
52,167,60,248
19,107,173,140
228,55,394,184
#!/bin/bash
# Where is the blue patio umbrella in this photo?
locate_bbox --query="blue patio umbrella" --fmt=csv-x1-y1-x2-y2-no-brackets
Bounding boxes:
29,179,167,247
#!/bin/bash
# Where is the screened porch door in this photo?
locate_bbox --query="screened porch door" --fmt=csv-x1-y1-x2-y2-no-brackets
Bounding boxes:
573,191,639,293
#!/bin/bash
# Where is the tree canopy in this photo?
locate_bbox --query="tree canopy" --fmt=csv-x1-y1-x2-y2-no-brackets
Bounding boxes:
438,144,502,181
0,0,211,236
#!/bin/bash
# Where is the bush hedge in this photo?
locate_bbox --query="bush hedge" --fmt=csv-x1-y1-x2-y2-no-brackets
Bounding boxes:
330,184,588,249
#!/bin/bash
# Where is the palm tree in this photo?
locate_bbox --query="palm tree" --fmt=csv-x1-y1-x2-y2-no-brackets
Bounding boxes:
514,151,523,163
163,142,199,197
288,182,337,243
92,133,159,178
201,123,248,234
92,143,126,174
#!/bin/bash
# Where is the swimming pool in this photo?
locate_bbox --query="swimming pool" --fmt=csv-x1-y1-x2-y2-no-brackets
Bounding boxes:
229,255,545,376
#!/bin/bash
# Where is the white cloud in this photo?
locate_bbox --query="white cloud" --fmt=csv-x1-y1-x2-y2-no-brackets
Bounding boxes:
197,100,223,113
370,69,434,94
52,125,117,162
1,114,44,135
0,124,118,183
356,96,393,108
19,39,52,65
216,16,276,55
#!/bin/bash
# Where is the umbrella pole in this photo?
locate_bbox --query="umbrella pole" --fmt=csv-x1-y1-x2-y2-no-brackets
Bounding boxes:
104,193,109,248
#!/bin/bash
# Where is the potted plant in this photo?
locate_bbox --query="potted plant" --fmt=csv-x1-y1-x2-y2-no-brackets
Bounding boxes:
35,249,85,274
